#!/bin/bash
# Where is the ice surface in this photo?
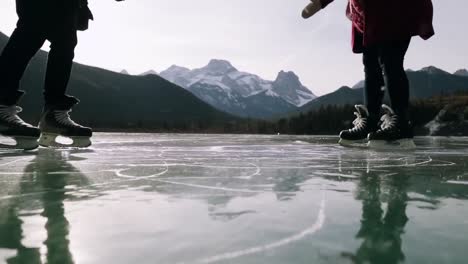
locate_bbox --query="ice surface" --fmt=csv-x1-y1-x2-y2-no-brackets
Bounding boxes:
1,134,468,264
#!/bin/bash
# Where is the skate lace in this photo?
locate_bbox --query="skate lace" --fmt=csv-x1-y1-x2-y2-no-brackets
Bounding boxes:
0,106,29,126
380,113,398,130
352,112,366,130
54,110,80,127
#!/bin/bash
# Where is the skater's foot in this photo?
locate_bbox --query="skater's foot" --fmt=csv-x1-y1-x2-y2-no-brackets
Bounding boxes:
0,104,40,150
39,96,92,148
368,105,415,150
339,105,378,146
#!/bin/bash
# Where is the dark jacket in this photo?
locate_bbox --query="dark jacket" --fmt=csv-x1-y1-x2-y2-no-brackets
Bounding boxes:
321,0,435,53
15,0,92,31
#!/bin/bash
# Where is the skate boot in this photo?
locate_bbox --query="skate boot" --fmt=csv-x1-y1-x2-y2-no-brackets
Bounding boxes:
0,104,40,150
0,92,40,150
38,96,92,148
339,105,378,147
368,105,416,150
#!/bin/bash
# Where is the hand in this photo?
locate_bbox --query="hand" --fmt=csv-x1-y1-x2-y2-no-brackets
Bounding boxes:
302,0,322,19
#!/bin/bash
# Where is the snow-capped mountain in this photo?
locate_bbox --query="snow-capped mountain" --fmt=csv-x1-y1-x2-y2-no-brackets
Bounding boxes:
139,69,159,76
352,80,365,89
271,71,317,106
350,66,467,91
159,59,316,118
421,66,450,75
160,60,271,97
454,69,468,77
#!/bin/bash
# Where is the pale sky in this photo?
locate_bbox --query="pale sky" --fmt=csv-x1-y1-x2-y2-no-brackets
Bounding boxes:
1,0,467,95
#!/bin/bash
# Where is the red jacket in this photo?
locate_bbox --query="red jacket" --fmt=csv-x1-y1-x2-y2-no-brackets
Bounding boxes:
321,0,435,53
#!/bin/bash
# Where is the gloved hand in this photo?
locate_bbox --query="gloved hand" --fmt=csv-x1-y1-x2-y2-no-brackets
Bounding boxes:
302,0,322,19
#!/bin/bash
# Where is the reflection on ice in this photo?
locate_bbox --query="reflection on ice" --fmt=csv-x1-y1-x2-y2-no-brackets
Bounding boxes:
0,134,467,264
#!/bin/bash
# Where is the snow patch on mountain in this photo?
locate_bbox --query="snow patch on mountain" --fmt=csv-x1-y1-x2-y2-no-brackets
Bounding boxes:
272,71,316,106
265,89,280,97
159,59,316,107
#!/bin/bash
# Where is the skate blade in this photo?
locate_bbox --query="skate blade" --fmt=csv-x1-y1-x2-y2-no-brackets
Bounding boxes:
339,139,369,148
0,136,39,150
39,133,92,148
368,139,416,150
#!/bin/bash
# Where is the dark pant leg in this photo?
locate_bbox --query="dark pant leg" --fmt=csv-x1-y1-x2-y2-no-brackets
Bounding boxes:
378,39,411,118
0,22,46,105
43,29,78,106
362,46,385,117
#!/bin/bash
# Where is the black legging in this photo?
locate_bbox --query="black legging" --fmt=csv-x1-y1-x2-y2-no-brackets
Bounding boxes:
362,38,411,119
0,1,78,106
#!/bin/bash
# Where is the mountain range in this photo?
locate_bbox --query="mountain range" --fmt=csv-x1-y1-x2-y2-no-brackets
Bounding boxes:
1,29,467,128
145,60,468,120
0,32,234,129
298,66,468,114
153,59,316,119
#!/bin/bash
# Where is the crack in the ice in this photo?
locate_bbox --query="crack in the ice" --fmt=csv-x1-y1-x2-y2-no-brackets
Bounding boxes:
174,194,326,264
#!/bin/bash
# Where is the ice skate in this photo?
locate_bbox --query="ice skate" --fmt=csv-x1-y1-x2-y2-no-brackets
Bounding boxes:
0,104,40,150
368,105,416,150
339,105,378,148
38,96,92,148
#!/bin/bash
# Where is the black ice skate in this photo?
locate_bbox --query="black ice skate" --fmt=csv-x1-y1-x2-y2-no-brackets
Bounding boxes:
368,105,416,150
38,96,92,148
339,105,378,147
0,104,40,150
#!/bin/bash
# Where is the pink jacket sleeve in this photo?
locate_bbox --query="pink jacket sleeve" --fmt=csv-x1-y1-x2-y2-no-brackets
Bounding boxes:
320,0,334,8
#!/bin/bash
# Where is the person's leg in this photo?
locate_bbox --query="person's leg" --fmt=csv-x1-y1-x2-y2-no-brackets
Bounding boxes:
0,21,46,105
378,39,411,119
367,38,415,146
362,45,385,117
39,28,91,148
338,44,384,144
43,29,78,106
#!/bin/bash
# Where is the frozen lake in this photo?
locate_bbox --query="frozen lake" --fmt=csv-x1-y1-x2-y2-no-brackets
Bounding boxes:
1,133,467,264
